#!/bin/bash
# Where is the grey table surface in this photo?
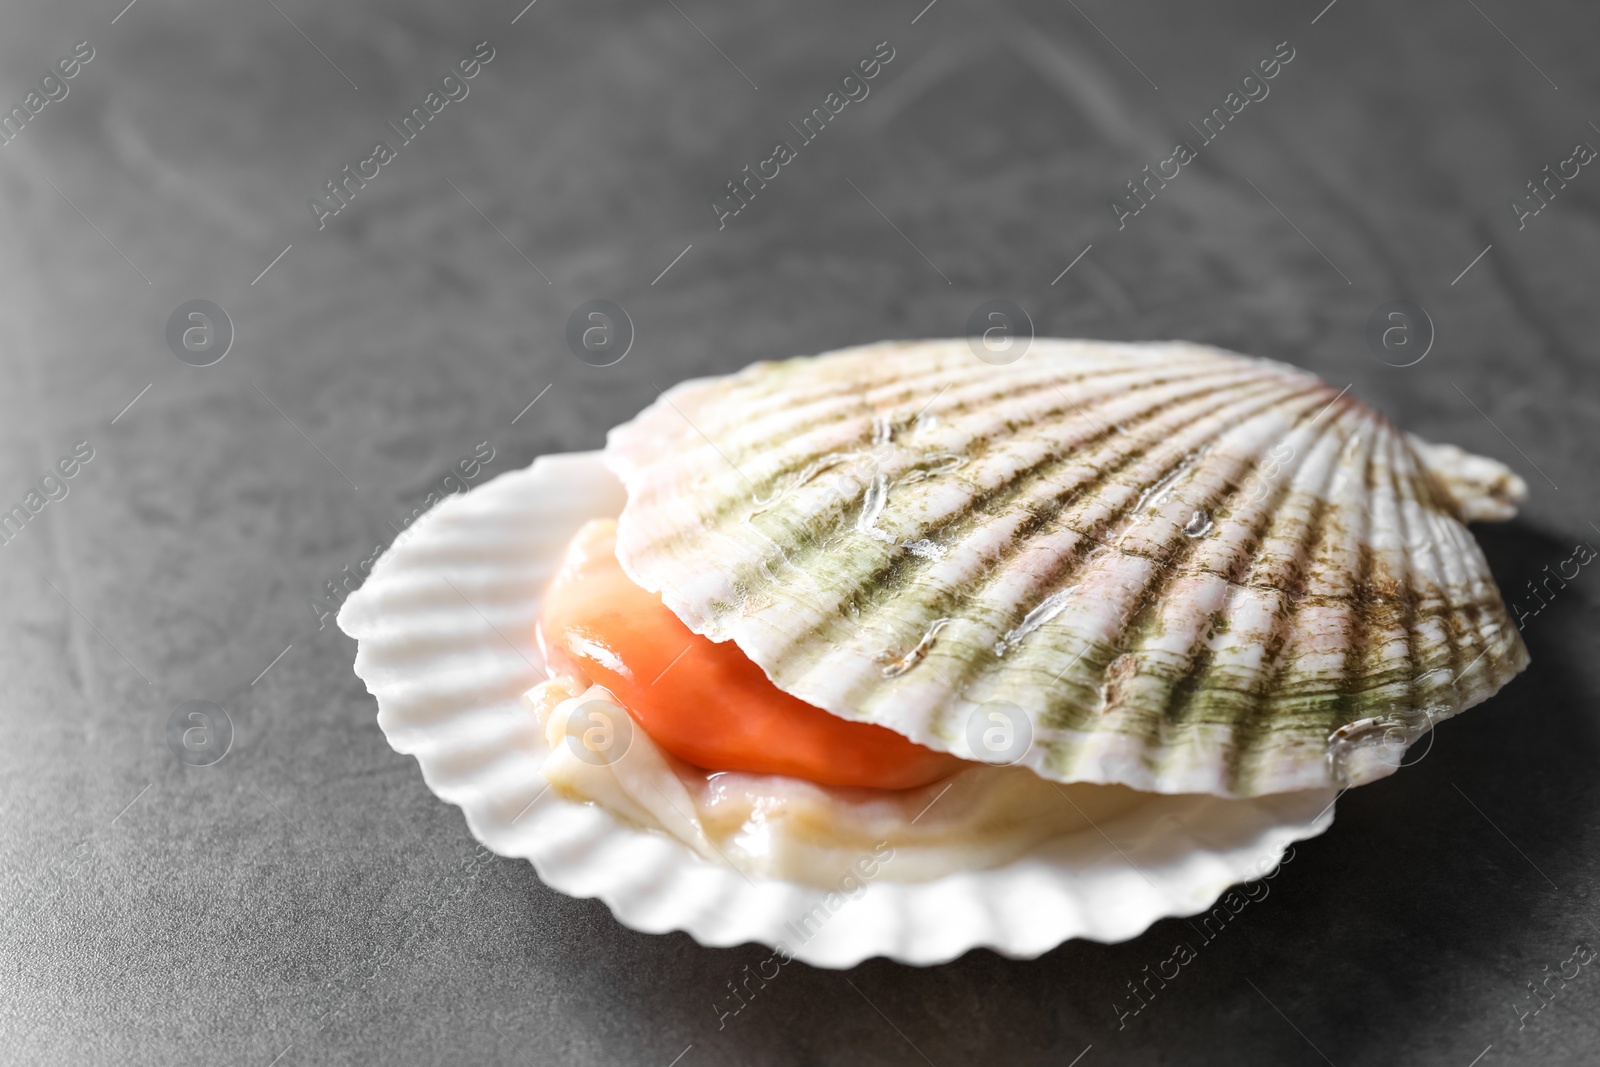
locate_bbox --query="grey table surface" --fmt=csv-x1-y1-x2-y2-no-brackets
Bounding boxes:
4,0,1600,1063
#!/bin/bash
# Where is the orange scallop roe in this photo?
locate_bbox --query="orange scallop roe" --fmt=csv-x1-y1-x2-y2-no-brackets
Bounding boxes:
537,520,967,790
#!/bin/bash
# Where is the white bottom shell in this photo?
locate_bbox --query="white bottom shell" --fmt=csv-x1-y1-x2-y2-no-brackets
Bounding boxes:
339,451,1338,968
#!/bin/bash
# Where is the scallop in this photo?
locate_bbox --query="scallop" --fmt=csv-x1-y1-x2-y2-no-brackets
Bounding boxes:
605,339,1529,797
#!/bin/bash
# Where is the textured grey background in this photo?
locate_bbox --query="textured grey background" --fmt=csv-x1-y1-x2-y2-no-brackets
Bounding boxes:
3,0,1599,1064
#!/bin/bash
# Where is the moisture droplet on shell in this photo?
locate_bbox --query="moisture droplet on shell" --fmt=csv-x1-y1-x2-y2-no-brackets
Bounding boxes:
994,587,1075,657
882,618,952,678
1182,509,1213,538
857,470,895,543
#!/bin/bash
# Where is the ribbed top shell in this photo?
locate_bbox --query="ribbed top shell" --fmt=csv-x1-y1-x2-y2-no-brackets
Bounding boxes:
605,339,1529,797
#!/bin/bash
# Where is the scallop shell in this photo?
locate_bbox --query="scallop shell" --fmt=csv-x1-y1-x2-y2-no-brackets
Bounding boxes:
337,451,1337,967
606,339,1530,798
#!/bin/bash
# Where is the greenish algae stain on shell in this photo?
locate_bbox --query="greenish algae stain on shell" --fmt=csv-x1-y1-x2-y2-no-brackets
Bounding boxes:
605,339,1529,797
